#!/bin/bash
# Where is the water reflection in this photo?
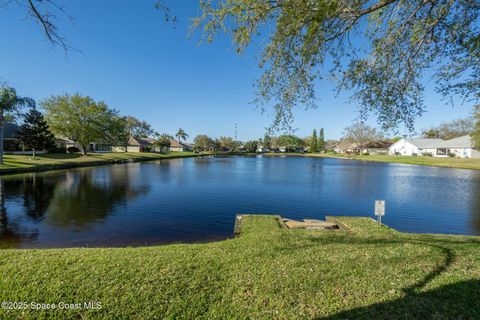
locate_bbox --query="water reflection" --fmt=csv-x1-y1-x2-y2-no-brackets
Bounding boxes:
0,179,39,247
0,165,150,247
0,156,478,248
46,168,147,228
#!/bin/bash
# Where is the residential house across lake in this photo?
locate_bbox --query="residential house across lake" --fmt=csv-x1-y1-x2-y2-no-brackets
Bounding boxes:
388,138,443,156
169,139,193,152
428,135,480,158
388,136,479,158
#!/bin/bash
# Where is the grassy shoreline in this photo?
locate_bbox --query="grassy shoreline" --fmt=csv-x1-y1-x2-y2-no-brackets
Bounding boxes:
262,152,480,170
2,152,478,175
0,215,478,319
0,152,203,175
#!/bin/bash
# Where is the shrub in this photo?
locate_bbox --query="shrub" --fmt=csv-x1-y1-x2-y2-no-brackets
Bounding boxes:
67,147,80,153
47,146,66,154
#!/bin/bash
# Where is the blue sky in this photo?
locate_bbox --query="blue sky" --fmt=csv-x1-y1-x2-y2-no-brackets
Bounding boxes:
0,1,475,141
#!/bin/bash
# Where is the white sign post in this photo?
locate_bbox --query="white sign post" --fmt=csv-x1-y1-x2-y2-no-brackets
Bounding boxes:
374,200,385,225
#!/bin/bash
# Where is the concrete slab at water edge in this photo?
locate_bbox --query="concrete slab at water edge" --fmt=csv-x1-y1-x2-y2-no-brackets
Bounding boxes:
284,219,339,230
234,214,342,237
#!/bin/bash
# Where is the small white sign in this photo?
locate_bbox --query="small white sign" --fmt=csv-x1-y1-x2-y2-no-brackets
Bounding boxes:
374,200,385,216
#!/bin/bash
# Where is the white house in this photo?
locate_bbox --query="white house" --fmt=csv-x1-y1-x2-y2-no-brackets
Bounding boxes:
429,135,480,158
388,138,444,156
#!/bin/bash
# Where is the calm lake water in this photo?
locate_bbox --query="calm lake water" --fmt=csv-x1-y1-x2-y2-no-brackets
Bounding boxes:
1,156,479,248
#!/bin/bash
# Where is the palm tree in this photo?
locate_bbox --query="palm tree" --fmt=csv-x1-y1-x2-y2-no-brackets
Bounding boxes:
0,85,35,165
175,128,189,144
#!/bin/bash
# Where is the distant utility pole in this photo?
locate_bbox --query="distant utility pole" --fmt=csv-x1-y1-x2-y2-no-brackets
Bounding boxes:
234,122,238,141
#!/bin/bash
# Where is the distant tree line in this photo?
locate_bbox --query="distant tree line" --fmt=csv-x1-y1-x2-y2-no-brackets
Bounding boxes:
422,118,476,141
0,86,186,159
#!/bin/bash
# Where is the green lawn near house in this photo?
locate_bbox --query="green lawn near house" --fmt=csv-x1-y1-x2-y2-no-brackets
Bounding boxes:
349,154,480,170
0,215,479,319
0,152,198,173
265,153,480,170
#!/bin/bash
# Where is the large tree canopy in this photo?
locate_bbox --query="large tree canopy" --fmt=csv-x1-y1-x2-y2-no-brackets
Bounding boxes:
6,1,480,135
193,0,480,132
42,94,117,154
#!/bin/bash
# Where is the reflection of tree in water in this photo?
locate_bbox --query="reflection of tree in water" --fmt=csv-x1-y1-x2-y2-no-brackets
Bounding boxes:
45,166,150,228
18,175,57,219
471,176,480,235
0,178,38,248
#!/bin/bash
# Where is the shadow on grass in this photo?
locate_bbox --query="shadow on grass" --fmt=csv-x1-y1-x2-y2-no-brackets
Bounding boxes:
276,235,479,319
319,279,480,319
37,154,83,160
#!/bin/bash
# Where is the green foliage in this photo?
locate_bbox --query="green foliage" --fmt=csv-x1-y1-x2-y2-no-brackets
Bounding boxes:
422,118,475,140
17,109,56,158
243,140,258,153
262,134,272,150
104,115,129,148
194,134,214,152
42,94,117,155
318,128,325,152
217,136,238,152
154,133,173,151
309,129,318,153
125,116,154,138
175,128,189,143
474,106,480,149
194,1,480,132
0,84,36,119
0,84,36,164
278,134,305,152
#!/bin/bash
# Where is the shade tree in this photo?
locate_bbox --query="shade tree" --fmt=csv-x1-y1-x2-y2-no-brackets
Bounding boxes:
17,109,56,159
43,94,118,155
0,85,36,164
342,122,383,153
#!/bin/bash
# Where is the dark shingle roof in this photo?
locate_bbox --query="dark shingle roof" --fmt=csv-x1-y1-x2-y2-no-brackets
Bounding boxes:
3,123,20,139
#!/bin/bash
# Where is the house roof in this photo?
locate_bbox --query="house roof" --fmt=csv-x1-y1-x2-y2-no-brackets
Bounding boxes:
128,136,155,146
3,123,20,139
428,135,474,148
362,141,393,149
406,138,444,148
169,139,191,148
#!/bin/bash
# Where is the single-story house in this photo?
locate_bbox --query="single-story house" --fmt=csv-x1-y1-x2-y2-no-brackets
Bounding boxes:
333,140,356,154
2,123,50,155
278,146,305,153
388,138,444,156
112,137,158,153
3,123,22,152
428,135,480,158
169,139,192,152
64,139,112,153
354,141,393,155
257,145,268,153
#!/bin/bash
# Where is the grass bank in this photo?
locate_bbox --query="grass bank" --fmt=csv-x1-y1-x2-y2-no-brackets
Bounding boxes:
264,153,480,170
0,152,200,175
0,215,479,319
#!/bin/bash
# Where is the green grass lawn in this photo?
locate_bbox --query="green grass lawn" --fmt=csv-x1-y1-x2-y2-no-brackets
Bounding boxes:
0,215,478,319
265,153,480,170
0,152,198,174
